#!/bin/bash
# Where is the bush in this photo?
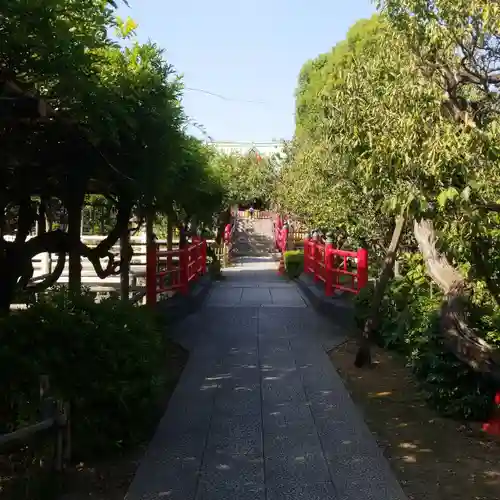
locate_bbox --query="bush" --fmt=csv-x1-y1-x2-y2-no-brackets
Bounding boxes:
0,287,173,458
353,281,375,329
353,257,496,421
283,250,304,279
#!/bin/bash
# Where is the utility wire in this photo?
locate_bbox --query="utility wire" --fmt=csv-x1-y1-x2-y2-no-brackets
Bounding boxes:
184,86,269,106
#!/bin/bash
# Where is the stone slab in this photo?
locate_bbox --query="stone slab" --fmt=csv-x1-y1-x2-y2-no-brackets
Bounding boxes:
127,219,406,500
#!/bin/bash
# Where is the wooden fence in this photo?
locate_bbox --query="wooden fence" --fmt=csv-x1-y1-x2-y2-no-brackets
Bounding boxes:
0,376,71,492
8,235,226,308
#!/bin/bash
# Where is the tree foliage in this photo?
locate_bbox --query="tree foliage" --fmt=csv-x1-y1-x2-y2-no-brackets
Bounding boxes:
210,149,278,208
275,4,500,413
0,0,224,310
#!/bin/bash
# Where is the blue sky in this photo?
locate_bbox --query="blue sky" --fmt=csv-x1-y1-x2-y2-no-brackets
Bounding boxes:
117,0,376,143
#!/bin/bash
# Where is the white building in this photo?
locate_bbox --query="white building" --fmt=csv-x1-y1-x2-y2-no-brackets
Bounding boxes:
208,141,283,159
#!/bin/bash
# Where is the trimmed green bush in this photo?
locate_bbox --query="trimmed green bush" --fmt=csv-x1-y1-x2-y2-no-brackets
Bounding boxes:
0,287,177,458
283,250,304,279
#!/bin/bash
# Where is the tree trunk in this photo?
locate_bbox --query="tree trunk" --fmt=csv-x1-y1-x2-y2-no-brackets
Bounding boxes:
120,225,130,301
190,216,198,237
67,195,83,295
37,198,51,276
0,251,17,315
355,214,407,368
413,219,500,382
179,223,187,248
215,209,229,244
167,214,173,251
0,199,5,241
0,199,36,314
167,213,173,271
413,218,463,293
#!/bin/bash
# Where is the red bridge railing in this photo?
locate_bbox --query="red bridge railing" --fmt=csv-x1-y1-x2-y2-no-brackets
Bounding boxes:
224,222,235,245
146,237,207,305
274,216,289,252
304,237,368,295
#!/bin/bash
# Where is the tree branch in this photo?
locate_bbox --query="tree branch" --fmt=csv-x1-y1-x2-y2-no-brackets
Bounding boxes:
23,252,66,292
414,219,500,382
92,200,133,256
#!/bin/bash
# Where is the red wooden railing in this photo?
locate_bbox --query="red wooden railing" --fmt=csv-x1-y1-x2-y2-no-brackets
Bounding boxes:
237,209,273,219
224,223,234,244
304,237,368,295
146,237,207,305
274,216,289,252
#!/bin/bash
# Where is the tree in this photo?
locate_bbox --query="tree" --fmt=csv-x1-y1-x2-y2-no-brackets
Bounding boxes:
380,0,500,377
0,1,223,311
276,8,500,373
210,150,277,206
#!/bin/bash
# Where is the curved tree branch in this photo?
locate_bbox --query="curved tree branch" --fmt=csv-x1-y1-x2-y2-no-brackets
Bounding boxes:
24,252,66,292
414,218,500,382
413,218,464,293
92,200,133,256
23,214,131,283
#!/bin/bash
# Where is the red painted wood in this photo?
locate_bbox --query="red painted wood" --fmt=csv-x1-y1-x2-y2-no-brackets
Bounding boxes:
304,237,368,295
147,238,207,305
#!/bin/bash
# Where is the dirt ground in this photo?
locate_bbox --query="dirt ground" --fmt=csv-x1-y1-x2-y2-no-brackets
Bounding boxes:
330,339,500,500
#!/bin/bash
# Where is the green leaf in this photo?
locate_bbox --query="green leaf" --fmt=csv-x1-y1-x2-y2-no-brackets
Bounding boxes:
437,187,459,208
461,186,471,202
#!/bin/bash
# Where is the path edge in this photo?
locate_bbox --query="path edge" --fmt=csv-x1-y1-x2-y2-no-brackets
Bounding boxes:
295,273,356,333
156,274,213,326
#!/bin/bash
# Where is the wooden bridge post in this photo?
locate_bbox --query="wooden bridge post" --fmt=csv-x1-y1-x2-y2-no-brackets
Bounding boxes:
120,223,131,301
281,222,289,253
311,231,319,282
146,214,156,306
324,233,334,297
357,247,369,290
303,235,310,273
166,213,173,272
180,245,189,295
202,239,207,274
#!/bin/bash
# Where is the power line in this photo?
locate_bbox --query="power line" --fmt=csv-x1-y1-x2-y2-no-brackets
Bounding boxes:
183,86,269,106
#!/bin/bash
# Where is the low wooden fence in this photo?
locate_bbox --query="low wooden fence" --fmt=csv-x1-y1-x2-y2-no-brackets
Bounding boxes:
237,209,272,219
304,237,368,295
273,216,309,252
273,215,369,295
8,235,225,308
0,376,71,492
146,237,207,306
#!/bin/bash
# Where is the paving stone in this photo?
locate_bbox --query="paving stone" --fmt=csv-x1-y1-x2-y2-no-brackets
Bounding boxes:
328,453,406,500
262,401,312,431
205,287,243,306
241,287,273,305
266,481,338,500
262,371,306,404
269,287,308,306
196,440,265,500
265,430,331,485
126,223,406,500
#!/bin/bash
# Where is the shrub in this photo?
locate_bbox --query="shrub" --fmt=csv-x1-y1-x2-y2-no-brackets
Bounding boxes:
206,244,223,279
353,281,375,329
283,250,304,279
353,257,496,421
0,287,174,458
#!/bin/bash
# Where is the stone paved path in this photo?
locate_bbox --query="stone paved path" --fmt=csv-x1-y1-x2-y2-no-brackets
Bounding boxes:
126,219,407,500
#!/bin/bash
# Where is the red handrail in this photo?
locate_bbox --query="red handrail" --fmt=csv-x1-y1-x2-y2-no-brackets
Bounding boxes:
146,238,207,305
274,216,288,252
304,237,368,295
